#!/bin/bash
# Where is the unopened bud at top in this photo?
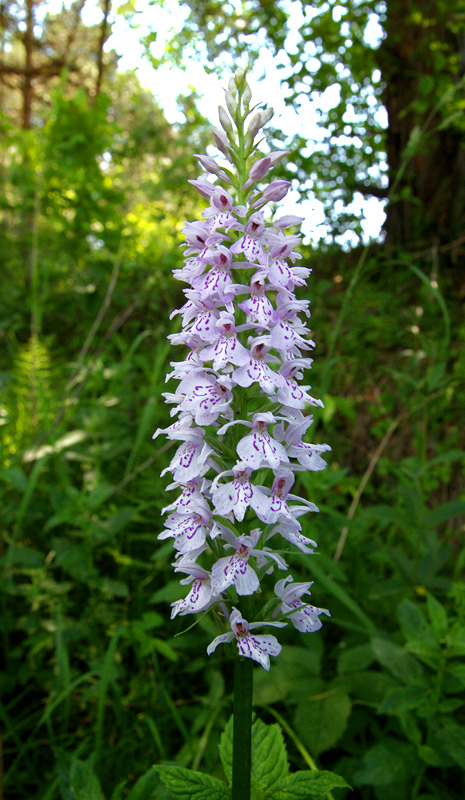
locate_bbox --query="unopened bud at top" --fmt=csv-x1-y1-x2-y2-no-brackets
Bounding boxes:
228,76,237,95
234,67,247,91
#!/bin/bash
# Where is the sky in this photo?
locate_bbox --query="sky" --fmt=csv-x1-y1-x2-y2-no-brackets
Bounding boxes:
46,0,387,246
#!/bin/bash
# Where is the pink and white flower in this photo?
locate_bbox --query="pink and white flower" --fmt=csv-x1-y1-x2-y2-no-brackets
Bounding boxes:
207,608,286,670
156,72,331,669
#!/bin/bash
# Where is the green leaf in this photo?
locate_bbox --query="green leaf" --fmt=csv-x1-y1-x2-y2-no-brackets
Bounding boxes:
397,601,436,644
380,682,430,714
417,745,444,767
69,758,105,800
0,466,27,491
268,770,350,799
337,643,375,674
219,716,289,789
250,718,289,790
424,500,465,528
354,739,420,786
426,593,448,637
125,766,162,800
254,646,323,706
2,543,44,568
154,766,230,800
445,662,465,686
405,641,441,669
294,687,351,757
439,721,465,768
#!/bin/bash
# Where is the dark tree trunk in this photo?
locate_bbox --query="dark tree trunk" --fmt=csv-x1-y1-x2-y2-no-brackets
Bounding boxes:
95,0,111,97
378,0,465,268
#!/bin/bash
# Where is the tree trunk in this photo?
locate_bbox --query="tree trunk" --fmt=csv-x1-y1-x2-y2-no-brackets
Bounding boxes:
378,0,465,269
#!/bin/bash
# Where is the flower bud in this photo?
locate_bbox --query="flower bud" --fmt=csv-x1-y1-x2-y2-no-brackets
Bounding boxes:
242,81,252,107
225,90,237,118
212,129,234,161
234,67,247,91
250,180,291,208
245,112,263,143
243,156,272,190
188,179,216,198
194,154,230,180
269,150,289,166
218,105,233,134
261,107,274,125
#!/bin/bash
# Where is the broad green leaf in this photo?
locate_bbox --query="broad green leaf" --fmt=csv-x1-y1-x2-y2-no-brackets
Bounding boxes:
69,758,105,800
354,739,420,786
399,711,422,746
405,641,441,670
446,625,465,658
426,593,447,637
254,646,323,706
397,601,436,644
1,543,44,568
0,467,27,491
268,770,350,799
219,716,289,789
371,637,423,682
424,500,465,528
250,718,289,790
154,766,230,800
344,670,398,707
417,745,444,767
445,662,465,686
337,643,375,674
439,721,465,768
294,687,351,757
380,682,430,714
125,766,163,800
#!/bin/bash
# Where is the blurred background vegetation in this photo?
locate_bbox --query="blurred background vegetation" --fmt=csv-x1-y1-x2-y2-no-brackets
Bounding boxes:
1,1,464,799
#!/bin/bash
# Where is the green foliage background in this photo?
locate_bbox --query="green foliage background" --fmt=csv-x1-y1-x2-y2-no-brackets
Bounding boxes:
1,1,464,799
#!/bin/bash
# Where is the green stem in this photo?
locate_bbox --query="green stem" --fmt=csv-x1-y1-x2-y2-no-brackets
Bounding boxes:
232,652,253,800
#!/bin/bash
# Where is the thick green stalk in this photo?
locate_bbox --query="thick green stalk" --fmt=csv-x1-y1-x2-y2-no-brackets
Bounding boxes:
232,652,253,799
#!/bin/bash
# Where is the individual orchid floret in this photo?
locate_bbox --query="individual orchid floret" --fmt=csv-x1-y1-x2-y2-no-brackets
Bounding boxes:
171,563,214,618
238,278,275,327
233,341,284,395
161,428,214,484
211,528,288,597
210,531,261,596
159,501,213,554
211,463,271,522
230,212,267,262
274,576,330,632
199,313,250,371
234,412,289,469
265,469,319,532
207,608,286,671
